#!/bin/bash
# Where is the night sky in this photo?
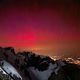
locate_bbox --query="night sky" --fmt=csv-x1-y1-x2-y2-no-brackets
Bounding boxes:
0,0,80,57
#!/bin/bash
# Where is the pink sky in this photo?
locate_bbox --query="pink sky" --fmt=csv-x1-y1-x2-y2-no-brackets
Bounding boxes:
0,1,80,57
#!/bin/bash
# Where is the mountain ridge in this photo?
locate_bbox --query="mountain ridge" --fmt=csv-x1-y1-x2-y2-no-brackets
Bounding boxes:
0,47,80,80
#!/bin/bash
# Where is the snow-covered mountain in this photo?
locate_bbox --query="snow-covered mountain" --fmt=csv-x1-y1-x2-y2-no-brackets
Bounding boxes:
0,47,80,80
17,52,67,80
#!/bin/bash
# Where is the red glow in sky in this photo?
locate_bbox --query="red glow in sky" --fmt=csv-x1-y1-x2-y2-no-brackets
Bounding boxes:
0,1,80,57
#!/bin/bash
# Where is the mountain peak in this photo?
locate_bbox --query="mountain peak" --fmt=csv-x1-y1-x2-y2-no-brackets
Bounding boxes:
0,47,80,80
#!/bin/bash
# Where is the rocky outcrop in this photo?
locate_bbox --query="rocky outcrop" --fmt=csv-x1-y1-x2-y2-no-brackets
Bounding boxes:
0,47,80,80
48,68,70,80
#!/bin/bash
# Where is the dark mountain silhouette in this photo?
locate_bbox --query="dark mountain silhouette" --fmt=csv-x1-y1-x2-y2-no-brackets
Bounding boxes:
0,47,80,80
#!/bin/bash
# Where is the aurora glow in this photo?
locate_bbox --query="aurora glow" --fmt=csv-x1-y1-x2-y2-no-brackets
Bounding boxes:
0,0,80,57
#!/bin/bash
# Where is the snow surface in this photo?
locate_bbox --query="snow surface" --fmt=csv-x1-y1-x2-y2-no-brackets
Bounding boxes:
28,63,58,80
1,60,22,80
0,67,6,74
